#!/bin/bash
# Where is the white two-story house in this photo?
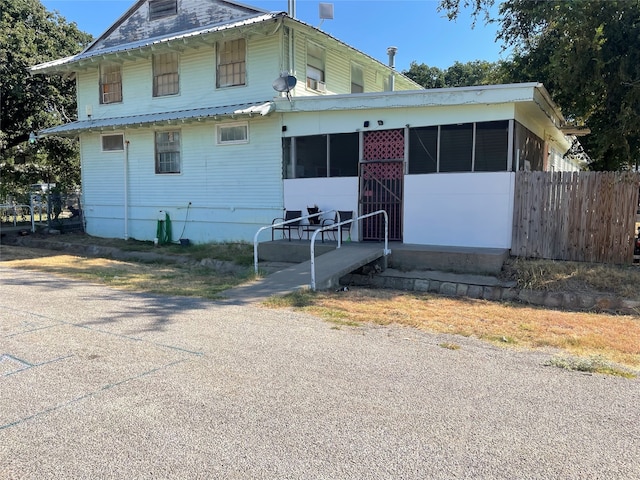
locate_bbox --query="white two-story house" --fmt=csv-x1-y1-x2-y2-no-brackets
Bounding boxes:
31,0,580,248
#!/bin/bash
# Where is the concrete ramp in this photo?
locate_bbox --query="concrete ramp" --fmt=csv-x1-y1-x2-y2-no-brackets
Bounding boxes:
222,244,386,304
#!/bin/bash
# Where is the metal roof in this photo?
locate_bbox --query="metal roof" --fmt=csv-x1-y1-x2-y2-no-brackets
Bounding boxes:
30,13,280,74
39,101,275,136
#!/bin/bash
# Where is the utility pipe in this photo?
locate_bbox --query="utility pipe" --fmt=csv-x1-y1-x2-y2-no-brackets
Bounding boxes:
124,140,129,240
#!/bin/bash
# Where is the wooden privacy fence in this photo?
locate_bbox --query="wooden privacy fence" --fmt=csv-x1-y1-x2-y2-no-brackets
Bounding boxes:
512,171,640,264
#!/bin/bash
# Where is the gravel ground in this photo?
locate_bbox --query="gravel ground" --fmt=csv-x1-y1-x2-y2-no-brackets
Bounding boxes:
1,266,639,479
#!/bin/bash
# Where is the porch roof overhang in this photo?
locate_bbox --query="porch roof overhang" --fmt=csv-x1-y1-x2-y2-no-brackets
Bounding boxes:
274,82,565,124
38,101,275,137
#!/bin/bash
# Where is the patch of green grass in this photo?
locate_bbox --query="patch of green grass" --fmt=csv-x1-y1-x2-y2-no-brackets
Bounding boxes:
264,290,316,308
546,355,637,378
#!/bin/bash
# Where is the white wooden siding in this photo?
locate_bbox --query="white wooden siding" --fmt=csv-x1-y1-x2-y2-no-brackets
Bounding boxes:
81,117,284,242
76,36,282,121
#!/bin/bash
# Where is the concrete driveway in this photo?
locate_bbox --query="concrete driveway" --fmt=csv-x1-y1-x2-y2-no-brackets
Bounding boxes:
1,267,638,479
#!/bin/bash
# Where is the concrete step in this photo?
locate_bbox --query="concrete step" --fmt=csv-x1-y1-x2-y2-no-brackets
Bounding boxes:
258,241,509,275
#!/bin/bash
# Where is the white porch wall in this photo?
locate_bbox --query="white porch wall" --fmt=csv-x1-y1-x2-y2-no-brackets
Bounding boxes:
283,177,360,240
282,104,514,138
404,172,515,248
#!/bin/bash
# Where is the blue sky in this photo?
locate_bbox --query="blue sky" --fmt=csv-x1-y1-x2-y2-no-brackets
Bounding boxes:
41,0,508,72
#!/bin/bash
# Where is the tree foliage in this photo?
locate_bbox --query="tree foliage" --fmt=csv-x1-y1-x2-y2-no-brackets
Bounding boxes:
438,0,640,171
0,0,91,199
404,60,504,89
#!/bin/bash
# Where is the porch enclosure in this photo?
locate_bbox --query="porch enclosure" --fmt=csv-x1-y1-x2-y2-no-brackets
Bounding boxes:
512,171,640,263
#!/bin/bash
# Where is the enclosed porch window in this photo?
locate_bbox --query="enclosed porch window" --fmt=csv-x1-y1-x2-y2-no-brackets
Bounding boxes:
284,133,358,179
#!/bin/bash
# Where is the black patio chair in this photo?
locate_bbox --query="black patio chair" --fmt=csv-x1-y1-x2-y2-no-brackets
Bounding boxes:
322,210,353,242
272,210,302,241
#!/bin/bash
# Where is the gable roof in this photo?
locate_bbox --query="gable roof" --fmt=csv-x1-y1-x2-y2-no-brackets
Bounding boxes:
85,0,269,53
30,11,281,75
30,0,418,89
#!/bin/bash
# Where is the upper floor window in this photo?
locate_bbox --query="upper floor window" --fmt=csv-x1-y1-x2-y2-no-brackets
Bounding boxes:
149,0,177,20
217,122,248,145
153,51,179,97
100,64,122,104
101,134,124,152
351,63,364,93
306,42,325,92
217,38,246,88
155,130,181,174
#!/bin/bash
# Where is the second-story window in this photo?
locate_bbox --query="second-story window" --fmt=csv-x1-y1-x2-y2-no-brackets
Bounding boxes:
351,63,364,93
306,42,325,92
100,63,122,104
217,38,246,88
153,52,179,97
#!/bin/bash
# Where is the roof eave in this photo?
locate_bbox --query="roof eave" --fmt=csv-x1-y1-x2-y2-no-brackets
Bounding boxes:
30,12,284,76
38,101,275,137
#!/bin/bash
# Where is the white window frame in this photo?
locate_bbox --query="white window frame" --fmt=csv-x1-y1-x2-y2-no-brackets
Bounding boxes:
153,51,180,97
216,122,249,145
351,63,364,93
216,38,246,88
99,63,122,104
101,133,125,152
155,130,181,174
306,41,326,92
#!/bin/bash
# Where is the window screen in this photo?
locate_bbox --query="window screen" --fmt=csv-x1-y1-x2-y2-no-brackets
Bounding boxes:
329,133,359,177
100,64,122,104
409,126,438,174
440,124,473,172
306,42,325,90
351,64,364,93
475,121,509,171
149,0,177,20
296,135,327,178
217,123,248,144
155,131,181,174
153,52,179,96
217,38,246,88
101,134,124,151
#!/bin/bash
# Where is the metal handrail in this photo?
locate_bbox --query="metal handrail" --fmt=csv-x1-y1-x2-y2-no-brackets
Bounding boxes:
253,209,337,274
0,204,35,232
310,209,391,291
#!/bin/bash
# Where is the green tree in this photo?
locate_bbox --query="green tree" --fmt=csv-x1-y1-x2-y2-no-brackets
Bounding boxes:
404,59,506,88
404,62,447,89
0,0,91,199
438,0,640,171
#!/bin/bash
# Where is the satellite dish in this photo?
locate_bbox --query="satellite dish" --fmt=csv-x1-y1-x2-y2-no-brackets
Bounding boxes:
272,74,297,92
272,73,297,100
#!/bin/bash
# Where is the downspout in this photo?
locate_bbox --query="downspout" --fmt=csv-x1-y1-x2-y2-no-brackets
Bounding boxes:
387,46,397,92
124,140,129,240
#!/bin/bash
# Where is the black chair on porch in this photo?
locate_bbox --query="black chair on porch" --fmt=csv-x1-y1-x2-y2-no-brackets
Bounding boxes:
321,211,353,242
272,210,302,241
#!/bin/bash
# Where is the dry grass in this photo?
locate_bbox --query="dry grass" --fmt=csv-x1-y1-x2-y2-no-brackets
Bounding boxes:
501,257,640,299
266,288,640,373
0,247,251,299
2,241,639,375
